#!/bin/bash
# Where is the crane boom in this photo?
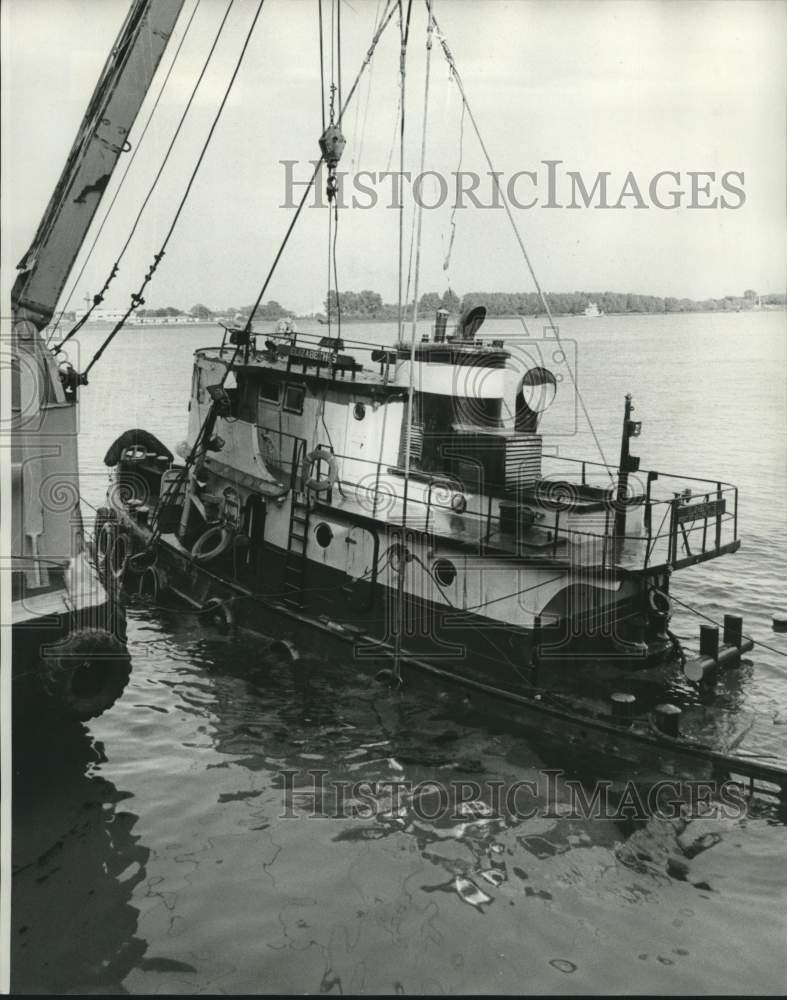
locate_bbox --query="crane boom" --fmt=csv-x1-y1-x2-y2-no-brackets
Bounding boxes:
12,0,187,331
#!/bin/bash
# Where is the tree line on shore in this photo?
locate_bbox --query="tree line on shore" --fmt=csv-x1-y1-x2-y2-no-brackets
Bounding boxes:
64,288,781,324
323,287,785,319
134,301,294,321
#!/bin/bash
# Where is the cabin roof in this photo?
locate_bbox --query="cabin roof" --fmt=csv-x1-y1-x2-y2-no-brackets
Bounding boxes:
194,336,512,399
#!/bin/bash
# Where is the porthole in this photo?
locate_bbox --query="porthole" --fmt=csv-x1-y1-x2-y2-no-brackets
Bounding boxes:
353,402,366,421
433,558,457,587
315,522,333,548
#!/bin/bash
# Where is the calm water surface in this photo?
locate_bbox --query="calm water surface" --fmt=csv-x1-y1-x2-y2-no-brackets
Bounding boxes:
12,311,787,993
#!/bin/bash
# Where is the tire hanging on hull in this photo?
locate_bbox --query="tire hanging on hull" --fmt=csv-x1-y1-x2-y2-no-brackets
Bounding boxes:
39,628,131,721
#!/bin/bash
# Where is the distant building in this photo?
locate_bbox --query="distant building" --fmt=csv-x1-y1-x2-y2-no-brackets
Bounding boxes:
73,307,131,323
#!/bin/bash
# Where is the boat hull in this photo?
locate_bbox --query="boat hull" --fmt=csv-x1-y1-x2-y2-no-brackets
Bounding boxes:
108,525,784,803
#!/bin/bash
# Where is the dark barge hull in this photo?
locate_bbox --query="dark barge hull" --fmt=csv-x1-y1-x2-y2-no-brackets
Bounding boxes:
114,523,786,803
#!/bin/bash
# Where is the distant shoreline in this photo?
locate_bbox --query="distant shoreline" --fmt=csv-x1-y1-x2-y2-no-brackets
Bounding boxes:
62,306,784,331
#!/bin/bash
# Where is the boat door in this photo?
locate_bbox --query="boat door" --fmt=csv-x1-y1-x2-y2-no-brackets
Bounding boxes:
342,523,379,613
342,399,373,486
243,494,267,585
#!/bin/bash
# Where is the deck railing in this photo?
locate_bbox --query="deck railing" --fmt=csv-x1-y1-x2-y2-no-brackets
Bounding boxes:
251,425,738,574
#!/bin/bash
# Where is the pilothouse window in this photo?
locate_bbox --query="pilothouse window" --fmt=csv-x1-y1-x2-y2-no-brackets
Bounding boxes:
283,383,306,414
259,380,280,403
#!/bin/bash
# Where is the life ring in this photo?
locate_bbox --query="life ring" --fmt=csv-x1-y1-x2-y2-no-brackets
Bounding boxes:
109,531,132,584
648,586,672,617
39,628,131,721
138,565,163,603
303,447,338,493
191,525,233,564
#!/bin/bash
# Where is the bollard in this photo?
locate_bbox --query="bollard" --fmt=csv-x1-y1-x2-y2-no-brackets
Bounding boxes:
654,703,681,738
723,614,743,648
699,624,719,661
610,692,636,726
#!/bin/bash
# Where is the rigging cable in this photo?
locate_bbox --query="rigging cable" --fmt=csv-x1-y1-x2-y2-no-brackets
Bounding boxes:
337,0,343,111
429,4,614,478
318,0,326,132
333,0,343,342
82,0,266,379
242,0,399,333
332,200,342,340
54,0,236,354
352,0,383,171
114,0,402,558
48,0,203,347
442,98,465,278
401,0,434,529
324,0,343,340
391,0,416,686
669,593,787,660
395,0,414,353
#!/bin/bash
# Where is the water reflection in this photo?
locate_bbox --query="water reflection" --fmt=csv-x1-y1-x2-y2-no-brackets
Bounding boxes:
13,605,785,994
12,717,149,994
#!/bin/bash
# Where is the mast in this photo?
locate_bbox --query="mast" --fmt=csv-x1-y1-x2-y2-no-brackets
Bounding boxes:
614,394,642,540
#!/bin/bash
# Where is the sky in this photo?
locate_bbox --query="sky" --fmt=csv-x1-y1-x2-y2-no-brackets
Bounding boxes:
2,0,785,316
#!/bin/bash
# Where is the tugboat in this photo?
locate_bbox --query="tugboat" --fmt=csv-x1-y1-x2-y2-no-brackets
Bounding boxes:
102,313,741,679
8,0,186,720
89,1,781,796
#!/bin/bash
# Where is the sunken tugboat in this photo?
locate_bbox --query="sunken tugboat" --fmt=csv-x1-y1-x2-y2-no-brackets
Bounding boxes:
101,307,743,702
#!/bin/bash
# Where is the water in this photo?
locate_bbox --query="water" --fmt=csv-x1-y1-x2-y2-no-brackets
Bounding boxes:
12,311,787,993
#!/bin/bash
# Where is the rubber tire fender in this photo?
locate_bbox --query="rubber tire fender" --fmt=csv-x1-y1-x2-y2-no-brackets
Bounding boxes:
202,597,234,634
39,628,131,721
138,565,163,603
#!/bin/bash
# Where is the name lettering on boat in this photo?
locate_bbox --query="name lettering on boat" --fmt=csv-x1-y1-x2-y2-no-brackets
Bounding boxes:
675,498,726,523
288,346,339,366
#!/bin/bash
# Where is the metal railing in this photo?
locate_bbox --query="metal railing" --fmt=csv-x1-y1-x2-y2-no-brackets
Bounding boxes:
212,326,402,383
250,426,739,573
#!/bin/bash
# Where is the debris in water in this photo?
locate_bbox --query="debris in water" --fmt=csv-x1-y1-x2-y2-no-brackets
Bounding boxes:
457,800,494,818
680,831,722,859
666,856,691,881
453,876,492,909
479,868,506,887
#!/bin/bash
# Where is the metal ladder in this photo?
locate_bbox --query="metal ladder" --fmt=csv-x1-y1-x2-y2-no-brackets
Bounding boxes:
282,439,310,607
